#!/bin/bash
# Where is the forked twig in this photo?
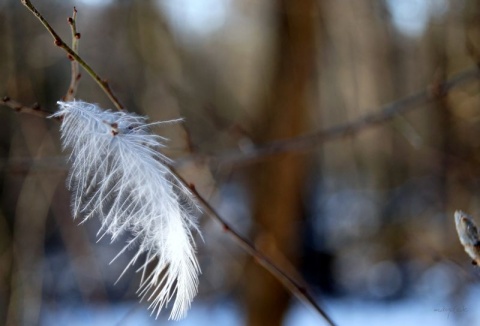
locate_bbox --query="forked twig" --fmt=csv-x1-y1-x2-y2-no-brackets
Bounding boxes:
20,0,124,111
1,6,81,117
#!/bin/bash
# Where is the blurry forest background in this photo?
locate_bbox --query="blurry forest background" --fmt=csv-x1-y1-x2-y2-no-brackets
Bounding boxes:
1,0,480,325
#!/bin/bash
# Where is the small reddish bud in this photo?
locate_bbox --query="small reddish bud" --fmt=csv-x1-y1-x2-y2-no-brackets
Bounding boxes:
76,73,82,81
75,33,81,39
68,17,74,24
67,54,74,61
54,39,62,46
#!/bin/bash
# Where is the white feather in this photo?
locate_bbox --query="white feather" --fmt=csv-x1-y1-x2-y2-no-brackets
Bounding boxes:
52,101,200,320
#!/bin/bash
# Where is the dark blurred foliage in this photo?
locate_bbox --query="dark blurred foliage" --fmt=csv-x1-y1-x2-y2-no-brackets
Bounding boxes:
1,0,480,325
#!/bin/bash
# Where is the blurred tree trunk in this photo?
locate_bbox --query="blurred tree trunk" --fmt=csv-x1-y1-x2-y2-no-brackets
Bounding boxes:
429,23,451,232
244,0,318,325
466,0,480,65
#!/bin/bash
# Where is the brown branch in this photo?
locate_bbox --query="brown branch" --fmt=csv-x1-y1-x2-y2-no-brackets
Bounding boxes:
186,183,336,326
174,67,480,169
20,0,124,111
9,4,337,323
0,96,53,119
63,6,81,101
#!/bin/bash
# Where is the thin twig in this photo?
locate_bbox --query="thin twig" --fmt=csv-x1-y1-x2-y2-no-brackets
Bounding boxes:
185,182,336,326
1,96,54,118
20,0,124,111
174,67,480,169
63,6,81,101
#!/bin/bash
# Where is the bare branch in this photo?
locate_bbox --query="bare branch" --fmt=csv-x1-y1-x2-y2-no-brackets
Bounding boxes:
63,6,81,101
20,0,124,111
0,96,54,119
186,183,336,325
175,67,480,169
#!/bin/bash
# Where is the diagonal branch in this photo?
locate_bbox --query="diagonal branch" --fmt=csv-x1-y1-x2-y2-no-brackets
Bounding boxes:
175,67,480,168
3,67,480,170
186,183,336,326
3,66,480,173
20,0,124,111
